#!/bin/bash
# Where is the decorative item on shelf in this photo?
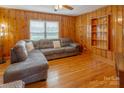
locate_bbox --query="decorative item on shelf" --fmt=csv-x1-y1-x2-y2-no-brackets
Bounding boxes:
0,23,6,64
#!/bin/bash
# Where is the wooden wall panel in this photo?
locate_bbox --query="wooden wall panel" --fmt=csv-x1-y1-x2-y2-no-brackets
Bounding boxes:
113,6,123,53
61,16,75,41
122,6,124,53
75,5,124,60
75,14,88,50
0,7,76,58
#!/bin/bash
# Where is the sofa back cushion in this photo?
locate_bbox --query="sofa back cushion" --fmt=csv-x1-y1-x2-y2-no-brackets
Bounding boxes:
60,38,73,47
11,48,18,64
32,40,39,49
28,38,72,49
12,40,28,62
38,39,54,49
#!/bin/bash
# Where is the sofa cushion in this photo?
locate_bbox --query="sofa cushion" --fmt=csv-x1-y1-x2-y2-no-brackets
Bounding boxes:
26,41,34,52
13,40,28,62
29,50,47,63
32,40,39,49
53,40,61,48
60,38,73,47
63,46,76,53
41,48,64,56
39,39,54,49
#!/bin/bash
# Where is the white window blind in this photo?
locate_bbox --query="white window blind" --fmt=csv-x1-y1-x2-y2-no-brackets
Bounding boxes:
46,21,59,39
30,20,59,40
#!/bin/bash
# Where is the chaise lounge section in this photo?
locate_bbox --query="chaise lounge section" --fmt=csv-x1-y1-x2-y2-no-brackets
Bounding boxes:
4,41,48,84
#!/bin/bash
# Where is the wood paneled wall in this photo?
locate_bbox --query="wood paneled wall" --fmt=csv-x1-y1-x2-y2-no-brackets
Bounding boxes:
0,7,76,58
112,6,124,53
1,5,124,60
76,5,124,60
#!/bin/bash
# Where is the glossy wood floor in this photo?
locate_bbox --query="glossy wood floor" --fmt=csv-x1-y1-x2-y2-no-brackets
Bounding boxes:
0,52,119,88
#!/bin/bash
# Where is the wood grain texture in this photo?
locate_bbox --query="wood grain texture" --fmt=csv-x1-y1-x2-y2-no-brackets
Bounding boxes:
0,52,118,88
0,7,76,58
75,5,124,60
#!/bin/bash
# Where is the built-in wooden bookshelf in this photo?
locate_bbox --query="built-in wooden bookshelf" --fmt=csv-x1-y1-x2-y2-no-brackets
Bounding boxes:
91,15,110,50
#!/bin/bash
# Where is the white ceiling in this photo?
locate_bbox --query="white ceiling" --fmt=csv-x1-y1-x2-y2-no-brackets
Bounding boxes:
0,5,105,16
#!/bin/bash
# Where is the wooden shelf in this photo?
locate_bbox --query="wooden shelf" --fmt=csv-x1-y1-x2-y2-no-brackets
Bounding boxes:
92,39,97,41
97,31,107,33
92,39,107,40
97,23,108,26
91,15,110,50
93,47,108,50
92,31,107,33
92,24,97,26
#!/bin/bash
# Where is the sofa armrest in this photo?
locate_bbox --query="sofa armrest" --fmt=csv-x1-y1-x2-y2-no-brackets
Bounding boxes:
70,43,81,53
70,43,80,48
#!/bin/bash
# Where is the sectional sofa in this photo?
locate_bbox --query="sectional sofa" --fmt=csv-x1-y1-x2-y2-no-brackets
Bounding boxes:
4,38,80,84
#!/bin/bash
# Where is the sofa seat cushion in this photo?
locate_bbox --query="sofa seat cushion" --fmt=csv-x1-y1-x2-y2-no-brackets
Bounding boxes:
4,50,48,81
41,48,64,56
63,46,76,53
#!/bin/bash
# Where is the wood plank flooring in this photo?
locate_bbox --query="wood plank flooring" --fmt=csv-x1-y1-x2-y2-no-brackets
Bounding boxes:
0,52,119,88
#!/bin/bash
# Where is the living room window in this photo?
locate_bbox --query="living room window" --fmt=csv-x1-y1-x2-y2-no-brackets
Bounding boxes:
30,20,59,40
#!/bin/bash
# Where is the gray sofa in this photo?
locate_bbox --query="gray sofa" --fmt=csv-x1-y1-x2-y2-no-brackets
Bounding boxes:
4,38,80,84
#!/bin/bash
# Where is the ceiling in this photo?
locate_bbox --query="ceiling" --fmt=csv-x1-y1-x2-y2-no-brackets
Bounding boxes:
0,5,105,16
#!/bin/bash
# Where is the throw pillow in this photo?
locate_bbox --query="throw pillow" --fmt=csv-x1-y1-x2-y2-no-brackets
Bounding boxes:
26,41,34,52
53,40,61,48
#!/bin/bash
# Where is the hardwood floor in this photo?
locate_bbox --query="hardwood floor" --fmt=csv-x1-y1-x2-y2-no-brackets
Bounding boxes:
0,52,119,88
